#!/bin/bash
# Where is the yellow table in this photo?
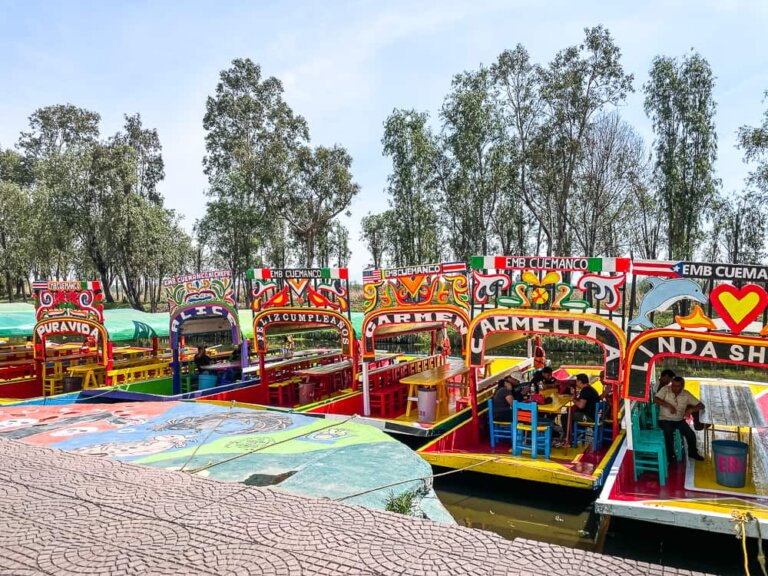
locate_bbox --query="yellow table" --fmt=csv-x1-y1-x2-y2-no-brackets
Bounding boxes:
112,347,151,361
400,360,469,420
66,363,105,389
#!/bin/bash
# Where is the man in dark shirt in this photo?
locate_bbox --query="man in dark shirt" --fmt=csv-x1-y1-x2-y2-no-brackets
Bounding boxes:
530,366,557,392
194,345,212,372
572,373,600,423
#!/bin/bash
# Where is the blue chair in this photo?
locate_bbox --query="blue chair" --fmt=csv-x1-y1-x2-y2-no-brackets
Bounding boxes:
512,401,551,459
573,401,606,451
488,398,513,448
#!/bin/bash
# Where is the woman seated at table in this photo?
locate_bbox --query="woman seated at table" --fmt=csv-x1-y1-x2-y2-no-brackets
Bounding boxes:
492,377,525,422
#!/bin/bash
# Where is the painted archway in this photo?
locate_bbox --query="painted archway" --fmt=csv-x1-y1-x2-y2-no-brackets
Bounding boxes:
168,302,241,350
33,318,109,363
253,308,355,358
362,306,470,360
467,309,626,382
624,329,768,401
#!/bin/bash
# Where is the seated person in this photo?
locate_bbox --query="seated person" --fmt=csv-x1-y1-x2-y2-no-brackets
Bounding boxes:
194,345,212,372
493,377,563,438
654,376,705,462
570,373,600,424
491,377,523,422
530,366,558,392
656,368,675,394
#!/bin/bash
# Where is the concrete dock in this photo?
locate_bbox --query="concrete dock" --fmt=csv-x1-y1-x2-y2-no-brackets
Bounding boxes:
0,437,709,575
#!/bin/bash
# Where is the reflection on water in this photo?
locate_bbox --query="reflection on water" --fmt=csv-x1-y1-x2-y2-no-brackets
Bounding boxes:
435,470,751,575
433,470,598,549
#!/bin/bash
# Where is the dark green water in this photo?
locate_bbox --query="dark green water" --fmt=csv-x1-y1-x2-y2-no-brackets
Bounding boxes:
432,468,757,575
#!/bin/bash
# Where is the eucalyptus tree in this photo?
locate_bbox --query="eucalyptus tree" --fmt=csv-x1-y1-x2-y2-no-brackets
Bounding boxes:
536,26,634,255
644,52,718,260
111,113,165,204
738,92,768,197
491,45,542,255
439,65,508,260
382,109,442,264
0,179,32,301
569,112,645,256
283,145,359,267
360,211,390,269
203,58,359,268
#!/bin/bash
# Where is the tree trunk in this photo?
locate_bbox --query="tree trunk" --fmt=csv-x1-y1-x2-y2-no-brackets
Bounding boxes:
5,272,13,303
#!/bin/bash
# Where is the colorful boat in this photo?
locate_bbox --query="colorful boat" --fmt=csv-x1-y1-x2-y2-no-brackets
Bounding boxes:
77,271,258,403
596,259,768,537
418,256,630,489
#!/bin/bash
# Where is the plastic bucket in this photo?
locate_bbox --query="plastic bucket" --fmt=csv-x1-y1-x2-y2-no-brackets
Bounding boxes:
299,382,314,405
712,440,748,488
198,373,218,390
62,376,82,393
418,388,437,423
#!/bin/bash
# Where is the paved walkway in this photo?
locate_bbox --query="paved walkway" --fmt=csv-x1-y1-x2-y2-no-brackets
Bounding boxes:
0,438,708,576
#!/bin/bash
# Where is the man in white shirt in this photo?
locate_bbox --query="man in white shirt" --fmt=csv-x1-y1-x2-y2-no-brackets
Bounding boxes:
654,376,705,462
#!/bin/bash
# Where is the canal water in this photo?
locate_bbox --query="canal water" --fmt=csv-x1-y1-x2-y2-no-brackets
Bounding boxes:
432,470,756,576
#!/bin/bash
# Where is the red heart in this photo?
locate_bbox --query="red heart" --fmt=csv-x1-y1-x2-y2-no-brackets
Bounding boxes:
710,283,768,335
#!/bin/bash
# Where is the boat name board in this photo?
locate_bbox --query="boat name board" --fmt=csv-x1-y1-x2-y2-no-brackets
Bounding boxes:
254,310,352,354
468,314,622,380
35,320,101,341
626,332,768,399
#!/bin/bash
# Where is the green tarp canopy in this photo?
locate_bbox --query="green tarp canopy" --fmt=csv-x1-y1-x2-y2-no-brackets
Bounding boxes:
0,304,363,343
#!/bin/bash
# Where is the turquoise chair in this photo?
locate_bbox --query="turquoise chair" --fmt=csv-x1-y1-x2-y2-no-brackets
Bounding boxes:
573,401,606,451
512,401,551,459
488,398,513,448
631,408,668,486
646,401,683,460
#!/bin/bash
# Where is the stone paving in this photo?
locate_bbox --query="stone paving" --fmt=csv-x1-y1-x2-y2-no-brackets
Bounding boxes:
0,437,710,576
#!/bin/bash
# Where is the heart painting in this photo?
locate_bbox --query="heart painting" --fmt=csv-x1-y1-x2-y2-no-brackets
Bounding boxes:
709,283,768,335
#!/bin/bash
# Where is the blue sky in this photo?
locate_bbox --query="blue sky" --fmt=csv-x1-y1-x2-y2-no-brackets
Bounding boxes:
1,0,767,276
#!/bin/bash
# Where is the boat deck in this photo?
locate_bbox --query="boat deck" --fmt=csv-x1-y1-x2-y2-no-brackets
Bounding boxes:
597,378,768,537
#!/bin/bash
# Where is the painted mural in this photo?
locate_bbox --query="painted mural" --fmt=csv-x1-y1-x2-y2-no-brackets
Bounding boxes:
0,401,452,521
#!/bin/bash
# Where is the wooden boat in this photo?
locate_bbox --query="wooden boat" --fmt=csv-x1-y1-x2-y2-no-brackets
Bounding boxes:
78,271,261,403
417,256,631,488
597,258,768,537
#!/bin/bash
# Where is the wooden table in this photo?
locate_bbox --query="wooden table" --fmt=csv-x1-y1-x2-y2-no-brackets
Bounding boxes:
296,360,354,398
112,347,151,360
400,360,469,420
540,389,574,451
700,382,766,456
66,363,105,389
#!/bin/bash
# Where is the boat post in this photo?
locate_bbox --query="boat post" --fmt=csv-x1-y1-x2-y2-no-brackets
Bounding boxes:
257,350,268,404
469,367,479,444
623,398,633,450
362,360,370,416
